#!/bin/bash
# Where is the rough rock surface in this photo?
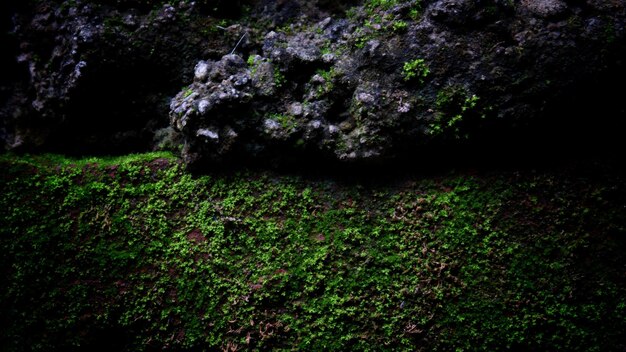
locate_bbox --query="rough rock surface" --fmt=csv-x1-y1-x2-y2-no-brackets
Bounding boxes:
170,0,626,166
1,0,249,152
0,0,353,153
2,0,626,165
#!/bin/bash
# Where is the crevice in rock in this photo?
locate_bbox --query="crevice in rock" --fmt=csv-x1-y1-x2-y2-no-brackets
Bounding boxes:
47,59,180,155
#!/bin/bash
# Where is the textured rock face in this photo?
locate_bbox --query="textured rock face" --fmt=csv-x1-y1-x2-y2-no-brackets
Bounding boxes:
170,0,626,166
2,0,626,164
1,0,243,153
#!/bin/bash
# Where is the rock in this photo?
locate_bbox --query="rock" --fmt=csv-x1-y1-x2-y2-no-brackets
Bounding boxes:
0,0,235,153
152,126,182,151
167,0,626,167
2,0,625,166
194,61,211,82
521,0,567,18
430,0,477,25
288,103,304,116
250,57,277,97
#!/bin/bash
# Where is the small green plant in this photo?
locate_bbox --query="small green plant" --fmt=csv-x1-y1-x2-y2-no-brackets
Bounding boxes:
430,86,480,137
351,27,375,49
182,86,193,98
354,34,372,49
364,0,422,20
402,58,430,83
392,20,408,32
365,0,399,11
246,55,256,67
409,7,421,20
268,113,297,132
274,67,286,88
445,94,479,129
317,68,334,82
247,55,261,75
313,68,336,97
356,0,423,39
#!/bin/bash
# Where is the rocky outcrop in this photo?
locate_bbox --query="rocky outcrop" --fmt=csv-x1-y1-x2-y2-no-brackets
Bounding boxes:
2,0,625,164
171,0,626,166
1,0,249,153
0,0,356,153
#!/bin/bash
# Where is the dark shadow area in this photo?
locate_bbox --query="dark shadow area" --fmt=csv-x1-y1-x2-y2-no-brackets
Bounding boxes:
459,60,626,170
44,59,181,155
80,327,133,352
317,0,362,15
0,0,30,106
0,0,32,149
0,1,21,87
91,0,254,17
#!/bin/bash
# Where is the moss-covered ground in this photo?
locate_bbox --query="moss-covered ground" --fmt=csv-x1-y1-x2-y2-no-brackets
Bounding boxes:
1,153,625,351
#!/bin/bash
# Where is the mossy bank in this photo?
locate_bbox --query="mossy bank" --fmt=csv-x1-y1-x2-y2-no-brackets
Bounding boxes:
1,153,625,351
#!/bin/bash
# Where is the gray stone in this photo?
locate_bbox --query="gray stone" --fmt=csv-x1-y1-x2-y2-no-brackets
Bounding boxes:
195,61,210,81
521,0,567,17
4,0,623,164
197,129,219,141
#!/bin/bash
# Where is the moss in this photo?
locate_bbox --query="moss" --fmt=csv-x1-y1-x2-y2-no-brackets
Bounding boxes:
246,54,260,75
429,85,479,138
402,58,430,83
391,19,408,32
268,113,298,132
363,0,423,21
0,153,625,351
273,66,286,88
365,0,419,13
349,0,422,48
353,28,375,49
182,85,193,98
313,68,336,97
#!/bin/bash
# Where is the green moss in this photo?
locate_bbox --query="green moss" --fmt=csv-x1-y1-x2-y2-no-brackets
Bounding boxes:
267,113,298,132
365,0,417,12
313,68,336,97
429,85,480,138
402,58,430,83
246,54,260,75
273,67,286,88
353,29,375,49
350,0,422,48
363,0,422,20
0,153,625,351
391,19,408,32
182,86,193,98
408,7,421,20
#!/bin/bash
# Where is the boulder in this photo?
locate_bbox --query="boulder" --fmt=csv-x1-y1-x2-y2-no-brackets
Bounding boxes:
2,0,625,165
170,0,626,166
